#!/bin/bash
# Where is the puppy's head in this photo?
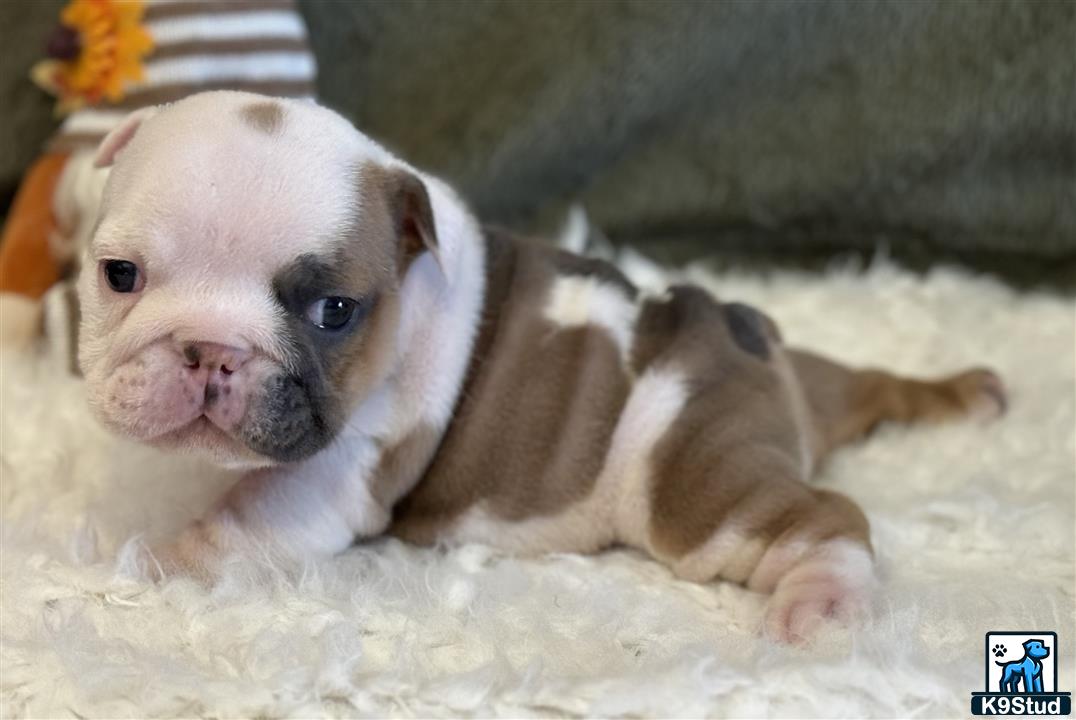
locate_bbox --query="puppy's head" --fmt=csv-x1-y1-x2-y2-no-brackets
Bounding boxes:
79,92,440,467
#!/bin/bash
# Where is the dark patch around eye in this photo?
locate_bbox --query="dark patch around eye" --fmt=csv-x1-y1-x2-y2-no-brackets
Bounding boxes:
258,253,381,459
273,253,351,314
273,254,377,335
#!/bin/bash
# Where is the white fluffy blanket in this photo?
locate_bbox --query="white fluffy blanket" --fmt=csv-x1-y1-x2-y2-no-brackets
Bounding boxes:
2,255,1073,718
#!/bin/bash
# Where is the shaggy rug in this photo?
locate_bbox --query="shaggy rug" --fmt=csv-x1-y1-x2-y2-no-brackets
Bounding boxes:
1,252,1073,718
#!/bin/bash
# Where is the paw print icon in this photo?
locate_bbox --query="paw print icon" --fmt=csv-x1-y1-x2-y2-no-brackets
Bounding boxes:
991,643,1006,658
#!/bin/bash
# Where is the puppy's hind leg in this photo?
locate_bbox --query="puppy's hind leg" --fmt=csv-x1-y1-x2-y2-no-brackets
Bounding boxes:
749,494,876,644
646,442,875,643
790,349,1007,463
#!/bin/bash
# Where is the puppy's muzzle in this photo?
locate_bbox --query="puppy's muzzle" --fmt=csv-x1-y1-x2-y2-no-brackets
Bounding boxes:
176,340,252,427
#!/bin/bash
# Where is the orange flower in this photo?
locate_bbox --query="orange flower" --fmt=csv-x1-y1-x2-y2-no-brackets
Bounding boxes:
31,0,154,115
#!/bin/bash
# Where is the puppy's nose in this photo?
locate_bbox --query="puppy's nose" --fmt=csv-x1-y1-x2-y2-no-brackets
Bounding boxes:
181,342,251,376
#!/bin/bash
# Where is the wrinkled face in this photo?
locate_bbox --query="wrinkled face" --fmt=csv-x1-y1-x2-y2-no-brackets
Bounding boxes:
78,93,437,467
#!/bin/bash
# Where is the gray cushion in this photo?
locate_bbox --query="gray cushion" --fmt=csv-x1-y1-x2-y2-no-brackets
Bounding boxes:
299,0,1075,279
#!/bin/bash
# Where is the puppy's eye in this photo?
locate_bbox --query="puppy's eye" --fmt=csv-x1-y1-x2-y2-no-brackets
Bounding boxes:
306,296,358,330
102,259,142,293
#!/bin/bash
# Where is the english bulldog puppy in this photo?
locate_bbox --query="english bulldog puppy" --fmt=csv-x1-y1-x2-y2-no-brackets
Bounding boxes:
79,91,1006,642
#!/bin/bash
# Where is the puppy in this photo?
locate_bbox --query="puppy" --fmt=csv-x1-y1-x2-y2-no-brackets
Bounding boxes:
78,91,1006,642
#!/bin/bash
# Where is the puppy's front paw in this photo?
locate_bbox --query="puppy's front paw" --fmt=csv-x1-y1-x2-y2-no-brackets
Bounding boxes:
763,543,875,644
145,522,224,585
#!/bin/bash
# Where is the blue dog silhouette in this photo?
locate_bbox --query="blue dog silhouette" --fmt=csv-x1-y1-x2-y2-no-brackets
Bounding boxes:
997,639,1050,693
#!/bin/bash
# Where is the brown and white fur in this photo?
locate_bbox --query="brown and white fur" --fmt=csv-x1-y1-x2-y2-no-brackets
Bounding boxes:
78,92,1006,643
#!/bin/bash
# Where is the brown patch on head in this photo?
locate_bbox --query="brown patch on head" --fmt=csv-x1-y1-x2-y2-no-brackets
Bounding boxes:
239,101,284,135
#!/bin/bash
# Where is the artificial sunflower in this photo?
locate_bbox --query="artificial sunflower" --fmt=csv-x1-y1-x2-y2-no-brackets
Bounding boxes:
31,0,154,115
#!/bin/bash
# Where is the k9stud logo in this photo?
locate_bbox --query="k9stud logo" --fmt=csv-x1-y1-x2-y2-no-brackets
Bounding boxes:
972,632,1071,716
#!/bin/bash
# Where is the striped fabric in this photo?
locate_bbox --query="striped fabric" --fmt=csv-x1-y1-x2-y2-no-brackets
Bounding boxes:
49,0,317,151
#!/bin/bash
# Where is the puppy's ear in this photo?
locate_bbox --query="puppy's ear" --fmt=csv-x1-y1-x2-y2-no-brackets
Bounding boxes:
384,167,441,271
93,107,159,168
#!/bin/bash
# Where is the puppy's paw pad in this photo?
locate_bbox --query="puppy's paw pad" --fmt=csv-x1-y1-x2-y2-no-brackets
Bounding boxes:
953,367,1007,421
764,576,870,644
